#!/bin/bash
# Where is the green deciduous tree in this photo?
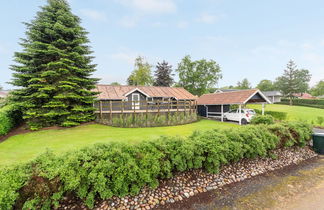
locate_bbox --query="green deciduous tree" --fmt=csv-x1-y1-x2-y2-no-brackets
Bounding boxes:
127,56,153,86
236,78,251,89
274,60,311,105
176,55,222,96
110,82,121,86
310,80,324,96
153,61,174,86
256,79,275,91
10,0,98,130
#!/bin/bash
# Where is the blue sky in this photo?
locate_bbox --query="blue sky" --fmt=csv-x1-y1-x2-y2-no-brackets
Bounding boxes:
1,0,324,90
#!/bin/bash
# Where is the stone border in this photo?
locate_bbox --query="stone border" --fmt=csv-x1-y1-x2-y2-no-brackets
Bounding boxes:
60,146,317,210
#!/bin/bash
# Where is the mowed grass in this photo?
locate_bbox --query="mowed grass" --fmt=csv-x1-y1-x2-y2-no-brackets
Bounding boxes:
248,104,324,126
0,119,236,166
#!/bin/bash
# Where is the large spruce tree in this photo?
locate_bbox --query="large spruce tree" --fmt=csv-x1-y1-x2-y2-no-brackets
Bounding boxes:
10,0,98,130
153,61,174,86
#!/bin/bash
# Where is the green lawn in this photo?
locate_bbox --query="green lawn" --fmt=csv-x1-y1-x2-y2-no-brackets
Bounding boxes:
248,104,324,126
0,119,236,166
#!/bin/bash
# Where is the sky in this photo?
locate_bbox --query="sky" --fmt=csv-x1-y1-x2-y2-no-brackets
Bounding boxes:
1,0,324,90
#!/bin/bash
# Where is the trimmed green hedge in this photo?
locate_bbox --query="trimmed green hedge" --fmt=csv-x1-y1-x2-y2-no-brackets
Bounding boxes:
254,109,287,121
251,115,274,125
277,98,324,109
0,105,21,136
0,122,312,209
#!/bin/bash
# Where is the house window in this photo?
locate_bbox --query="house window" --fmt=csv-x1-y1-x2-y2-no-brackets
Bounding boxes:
147,97,153,102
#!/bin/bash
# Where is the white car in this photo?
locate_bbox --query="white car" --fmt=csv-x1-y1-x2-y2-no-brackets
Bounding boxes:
223,109,256,124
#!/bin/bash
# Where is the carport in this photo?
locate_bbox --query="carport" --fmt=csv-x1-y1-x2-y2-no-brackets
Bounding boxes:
197,89,271,125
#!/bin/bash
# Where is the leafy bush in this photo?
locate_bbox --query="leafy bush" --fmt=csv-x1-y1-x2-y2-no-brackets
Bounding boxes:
104,112,197,128
317,116,324,126
0,105,22,136
278,98,324,109
254,109,287,121
251,115,274,125
0,122,312,209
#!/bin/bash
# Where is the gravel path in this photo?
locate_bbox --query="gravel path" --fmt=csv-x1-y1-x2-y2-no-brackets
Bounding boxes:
168,155,324,210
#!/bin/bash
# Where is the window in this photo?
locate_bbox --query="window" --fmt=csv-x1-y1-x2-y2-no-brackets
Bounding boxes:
229,109,237,113
147,97,153,102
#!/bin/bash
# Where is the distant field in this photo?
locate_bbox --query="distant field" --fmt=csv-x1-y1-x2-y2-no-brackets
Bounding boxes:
248,104,324,126
0,119,236,166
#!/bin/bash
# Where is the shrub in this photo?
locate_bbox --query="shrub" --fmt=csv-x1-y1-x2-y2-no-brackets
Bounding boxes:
254,109,287,121
0,122,312,209
0,105,22,136
251,115,274,125
317,116,324,126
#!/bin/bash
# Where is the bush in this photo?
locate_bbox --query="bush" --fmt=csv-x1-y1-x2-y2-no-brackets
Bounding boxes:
0,105,22,136
251,115,274,125
106,112,198,128
317,116,324,126
0,122,312,209
254,109,287,121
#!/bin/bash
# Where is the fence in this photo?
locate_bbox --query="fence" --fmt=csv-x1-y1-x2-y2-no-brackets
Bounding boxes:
94,99,198,127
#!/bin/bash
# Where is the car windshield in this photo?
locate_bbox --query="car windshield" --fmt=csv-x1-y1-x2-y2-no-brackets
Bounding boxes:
247,110,256,114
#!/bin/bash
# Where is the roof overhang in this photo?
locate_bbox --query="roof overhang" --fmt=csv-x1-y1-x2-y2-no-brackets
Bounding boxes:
243,89,272,104
123,88,150,97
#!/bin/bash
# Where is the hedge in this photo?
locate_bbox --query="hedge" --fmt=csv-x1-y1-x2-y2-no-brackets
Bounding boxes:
0,105,21,136
254,109,287,121
251,115,274,125
0,121,312,209
277,98,324,109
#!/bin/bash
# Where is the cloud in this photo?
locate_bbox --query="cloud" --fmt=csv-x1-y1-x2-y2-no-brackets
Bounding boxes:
110,50,139,65
177,20,189,29
196,13,219,24
79,9,108,22
119,16,140,28
115,0,176,14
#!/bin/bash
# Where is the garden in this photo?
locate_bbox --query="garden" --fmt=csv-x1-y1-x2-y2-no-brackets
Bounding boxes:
0,120,313,209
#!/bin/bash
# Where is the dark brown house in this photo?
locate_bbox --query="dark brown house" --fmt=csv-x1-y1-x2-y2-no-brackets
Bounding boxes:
93,85,197,113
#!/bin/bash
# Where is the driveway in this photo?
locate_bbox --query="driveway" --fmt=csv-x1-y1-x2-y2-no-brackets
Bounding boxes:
161,156,324,210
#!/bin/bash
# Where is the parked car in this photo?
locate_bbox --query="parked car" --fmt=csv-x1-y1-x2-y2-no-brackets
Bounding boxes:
223,109,256,124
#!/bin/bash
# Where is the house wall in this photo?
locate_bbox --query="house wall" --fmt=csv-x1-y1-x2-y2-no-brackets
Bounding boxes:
267,96,281,103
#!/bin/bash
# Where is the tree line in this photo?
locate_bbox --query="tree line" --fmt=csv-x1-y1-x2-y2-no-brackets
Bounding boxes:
118,55,222,97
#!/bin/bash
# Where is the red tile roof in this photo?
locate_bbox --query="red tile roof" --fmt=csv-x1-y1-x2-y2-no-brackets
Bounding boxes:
293,93,317,99
93,85,197,100
197,89,270,105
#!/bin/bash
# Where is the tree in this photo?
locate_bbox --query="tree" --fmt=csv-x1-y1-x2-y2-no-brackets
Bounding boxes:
10,0,98,130
256,79,275,91
0,85,2,91
274,60,311,105
127,56,153,86
236,78,251,89
153,61,174,86
310,80,324,96
176,55,222,96
110,82,121,86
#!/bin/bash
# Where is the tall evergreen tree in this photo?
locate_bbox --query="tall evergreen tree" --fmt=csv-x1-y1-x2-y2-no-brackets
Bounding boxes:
10,0,98,130
153,61,174,86
274,60,311,105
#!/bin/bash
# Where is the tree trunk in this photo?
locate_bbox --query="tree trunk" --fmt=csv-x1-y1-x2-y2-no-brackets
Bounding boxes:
289,96,293,106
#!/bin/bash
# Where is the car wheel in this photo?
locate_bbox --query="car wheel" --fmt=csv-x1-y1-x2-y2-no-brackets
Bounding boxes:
241,118,248,125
